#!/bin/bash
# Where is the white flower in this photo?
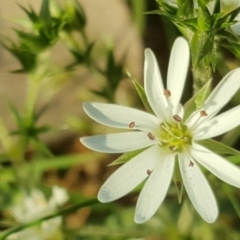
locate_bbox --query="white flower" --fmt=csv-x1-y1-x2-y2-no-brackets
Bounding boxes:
80,37,240,224
8,186,68,240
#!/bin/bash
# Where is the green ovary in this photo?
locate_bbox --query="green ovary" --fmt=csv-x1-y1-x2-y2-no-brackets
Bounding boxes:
156,123,192,152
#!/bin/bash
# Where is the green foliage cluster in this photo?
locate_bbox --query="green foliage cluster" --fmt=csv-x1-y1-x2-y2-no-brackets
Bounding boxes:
0,0,240,239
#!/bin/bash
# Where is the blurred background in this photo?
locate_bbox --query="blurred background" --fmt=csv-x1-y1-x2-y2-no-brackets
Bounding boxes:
0,0,240,239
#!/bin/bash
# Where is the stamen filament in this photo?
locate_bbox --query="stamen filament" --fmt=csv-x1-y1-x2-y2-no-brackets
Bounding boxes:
161,125,182,140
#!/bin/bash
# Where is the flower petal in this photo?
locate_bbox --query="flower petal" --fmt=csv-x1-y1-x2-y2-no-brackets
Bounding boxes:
82,102,160,131
80,132,157,153
191,143,240,188
194,105,240,140
144,49,168,120
134,154,175,223
98,145,160,202
179,152,218,223
167,37,190,108
203,68,240,117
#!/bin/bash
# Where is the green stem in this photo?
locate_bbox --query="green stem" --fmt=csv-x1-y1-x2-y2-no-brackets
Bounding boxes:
25,73,40,125
192,62,212,95
0,198,99,240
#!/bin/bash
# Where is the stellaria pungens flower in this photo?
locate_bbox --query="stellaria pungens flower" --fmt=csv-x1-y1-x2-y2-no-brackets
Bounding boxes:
80,37,240,223
8,187,68,240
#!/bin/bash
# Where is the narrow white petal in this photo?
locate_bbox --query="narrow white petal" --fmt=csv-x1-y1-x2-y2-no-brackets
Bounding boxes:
134,155,175,223
191,143,240,188
175,103,184,119
144,49,168,120
179,153,218,223
167,37,190,108
98,145,160,202
80,132,157,153
203,68,240,117
83,102,160,131
194,105,240,140
184,110,200,129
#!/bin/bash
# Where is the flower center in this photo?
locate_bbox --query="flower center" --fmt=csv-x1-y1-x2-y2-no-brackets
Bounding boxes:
155,121,192,153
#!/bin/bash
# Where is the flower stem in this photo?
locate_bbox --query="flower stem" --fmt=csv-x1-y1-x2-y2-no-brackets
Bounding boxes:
0,198,99,240
192,62,212,95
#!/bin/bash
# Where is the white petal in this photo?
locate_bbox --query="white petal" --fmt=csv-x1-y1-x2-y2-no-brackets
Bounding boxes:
184,110,200,129
83,102,160,131
175,103,184,119
144,49,168,120
134,155,175,223
191,143,240,188
80,132,157,153
194,105,240,140
203,68,240,117
167,37,190,108
179,153,218,223
98,145,160,202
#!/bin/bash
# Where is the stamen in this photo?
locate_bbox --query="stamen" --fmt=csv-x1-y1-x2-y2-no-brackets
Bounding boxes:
164,89,171,97
147,132,155,140
129,121,135,128
169,145,176,151
161,125,182,140
189,161,194,167
173,115,182,122
181,136,187,140
200,110,208,117
147,169,152,175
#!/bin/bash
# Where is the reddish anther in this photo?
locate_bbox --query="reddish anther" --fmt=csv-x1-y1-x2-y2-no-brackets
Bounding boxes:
169,145,175,151
147,169,152,175
129,122,135,128
189,161,194,167
147,132,155,140
173,115,182,122
164,89,171,97
200,110,208,117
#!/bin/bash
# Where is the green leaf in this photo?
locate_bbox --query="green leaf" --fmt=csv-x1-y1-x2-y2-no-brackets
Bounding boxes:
197,3,212,31
222,42,240,59
126,70,153,114
0,152,105,182
108,147,149,166
156,1,178,15
19,5,39,24
8,102,24,130
196,139,240,155
183,78,211,121
40,0,51,22
3,44,37,72
212,0,220,14
227,155,240,164
224,184,240,218
31,152,105,172
177,0,194,19
217,30,238,42
218,6,240,25
63,0,86,31
70,42,94,65
191,31,214,69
